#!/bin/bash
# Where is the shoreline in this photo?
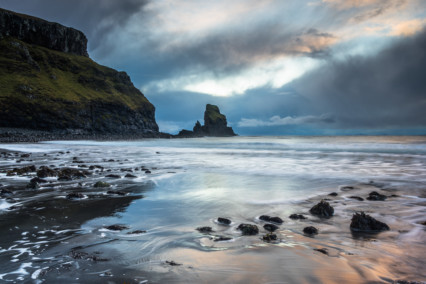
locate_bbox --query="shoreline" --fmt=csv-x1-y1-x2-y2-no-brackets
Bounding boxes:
0,127,174,143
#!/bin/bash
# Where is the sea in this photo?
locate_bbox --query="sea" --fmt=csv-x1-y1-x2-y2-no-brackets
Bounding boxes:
0,136,425,283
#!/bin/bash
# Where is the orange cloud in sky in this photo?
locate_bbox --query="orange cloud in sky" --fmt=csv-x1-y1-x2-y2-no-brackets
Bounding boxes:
390,19,426,36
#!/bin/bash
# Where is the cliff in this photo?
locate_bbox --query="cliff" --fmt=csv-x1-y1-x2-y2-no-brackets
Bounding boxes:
0,8,88,57
0,8,159,135
177,104,236,137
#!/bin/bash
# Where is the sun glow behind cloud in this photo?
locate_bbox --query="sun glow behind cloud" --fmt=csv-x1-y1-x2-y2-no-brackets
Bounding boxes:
145,56,319,97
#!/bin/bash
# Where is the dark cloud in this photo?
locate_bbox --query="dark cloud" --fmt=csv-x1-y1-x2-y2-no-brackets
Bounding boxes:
292,28,426,130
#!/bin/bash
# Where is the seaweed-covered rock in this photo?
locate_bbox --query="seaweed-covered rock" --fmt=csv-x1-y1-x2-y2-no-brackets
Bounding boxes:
58,168,88,179
125,174,137,178
263,233,277,242
94,181,111,188
328,192,338,196
8,165,37,176
26,181,40,189
263,223,279,232
289,214,307,220
30,177,47,183
349,196,364,201
366,191,387,201
37,166,57,178
66,193,84,200
217,217,231,225
127,230,146,234
237,224,259,235
350,212,390,232
303,226,318,235
309,200,334,217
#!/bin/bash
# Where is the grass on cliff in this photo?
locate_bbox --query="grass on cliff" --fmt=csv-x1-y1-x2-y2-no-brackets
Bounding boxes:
0,37,152,111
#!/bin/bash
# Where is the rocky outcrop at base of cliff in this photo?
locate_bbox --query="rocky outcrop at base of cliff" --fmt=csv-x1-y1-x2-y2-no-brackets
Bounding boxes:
177,104,236,137
0,8,159,136
0,8,88,57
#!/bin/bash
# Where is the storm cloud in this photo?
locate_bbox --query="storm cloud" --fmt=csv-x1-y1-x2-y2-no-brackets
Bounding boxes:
292,28,426,129
1,0,425,134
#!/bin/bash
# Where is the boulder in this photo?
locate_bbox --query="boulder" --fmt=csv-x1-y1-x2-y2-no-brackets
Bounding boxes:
263,233,278,242
37,166,57,178
289,214,307,220
259,215,284,224
303,226,319,235
350,212,390,232
263,223,279,232
66,193,84,200
237,224,259,235
309,200,334,217
217,217,231,225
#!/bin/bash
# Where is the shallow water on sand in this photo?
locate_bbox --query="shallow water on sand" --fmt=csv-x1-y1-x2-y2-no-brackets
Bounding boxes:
0,136,425,283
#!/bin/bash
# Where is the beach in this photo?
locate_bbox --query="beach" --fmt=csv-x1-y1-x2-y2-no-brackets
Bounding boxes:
0,136,425,283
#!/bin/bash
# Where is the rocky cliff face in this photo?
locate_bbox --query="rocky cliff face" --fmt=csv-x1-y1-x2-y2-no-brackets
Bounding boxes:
178,104,236,137
0,8,159,135
0,8,88,57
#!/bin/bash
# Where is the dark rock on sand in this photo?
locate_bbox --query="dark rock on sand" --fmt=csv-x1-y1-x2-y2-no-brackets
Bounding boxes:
366,191,387,201
328,192,338,196
196,226,214,233
127,230,146,234
94,181,111,188
37,166,57,178
106,174,121,178
165,260,182,266
105,224,129,231
107,190,127,196
309,200,334,217
263,233,278,242
259,215,284,224
350,212,390,232
237,224,259,235
125,174,137,178
7,165,37,176
66,193,84,200
314,248,328,255
217,217,231,225
289,214,307,220
263,223,279,232
303,226,319,235
349,196,364,201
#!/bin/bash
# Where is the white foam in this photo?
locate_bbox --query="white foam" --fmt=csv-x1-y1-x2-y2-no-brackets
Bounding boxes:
0,262,32,280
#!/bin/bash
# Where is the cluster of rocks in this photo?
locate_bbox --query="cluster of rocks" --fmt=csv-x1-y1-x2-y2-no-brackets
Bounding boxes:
0,150,157,209
193,194,391,249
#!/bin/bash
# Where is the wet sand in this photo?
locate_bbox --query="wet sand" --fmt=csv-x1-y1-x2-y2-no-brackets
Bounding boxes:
0,140,425,283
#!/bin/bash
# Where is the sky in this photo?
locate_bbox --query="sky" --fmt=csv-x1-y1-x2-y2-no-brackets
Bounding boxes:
1,0,426,135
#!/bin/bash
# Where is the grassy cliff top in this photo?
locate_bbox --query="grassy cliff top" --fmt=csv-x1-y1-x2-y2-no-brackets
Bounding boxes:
0,37,152,111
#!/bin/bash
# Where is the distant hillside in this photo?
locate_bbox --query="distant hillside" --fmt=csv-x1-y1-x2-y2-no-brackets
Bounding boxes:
0,8,159,135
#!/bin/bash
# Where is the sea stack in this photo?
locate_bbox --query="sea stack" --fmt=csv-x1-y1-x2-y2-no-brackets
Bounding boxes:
178,104,237,137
